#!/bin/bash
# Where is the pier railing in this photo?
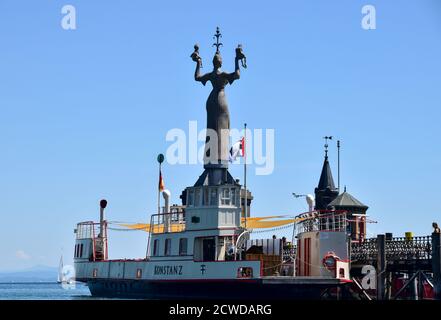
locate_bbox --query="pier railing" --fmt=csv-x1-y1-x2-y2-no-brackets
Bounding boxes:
351,235,432,264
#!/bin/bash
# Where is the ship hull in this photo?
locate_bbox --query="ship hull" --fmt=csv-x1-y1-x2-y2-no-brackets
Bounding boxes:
85,278,348,300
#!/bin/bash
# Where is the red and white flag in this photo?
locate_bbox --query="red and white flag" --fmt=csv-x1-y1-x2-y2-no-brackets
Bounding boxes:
229,137,245,162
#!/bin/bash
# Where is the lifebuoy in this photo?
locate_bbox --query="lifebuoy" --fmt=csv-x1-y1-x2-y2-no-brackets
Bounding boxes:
322,251,340,270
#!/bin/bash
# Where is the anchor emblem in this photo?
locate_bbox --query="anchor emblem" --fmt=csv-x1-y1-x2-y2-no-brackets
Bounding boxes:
200,264,206,275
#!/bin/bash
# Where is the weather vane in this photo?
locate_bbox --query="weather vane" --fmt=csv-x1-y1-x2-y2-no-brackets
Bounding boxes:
323,136,333,158
212,27,223,53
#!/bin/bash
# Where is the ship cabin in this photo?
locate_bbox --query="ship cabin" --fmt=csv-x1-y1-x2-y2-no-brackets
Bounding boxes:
147,177,244,263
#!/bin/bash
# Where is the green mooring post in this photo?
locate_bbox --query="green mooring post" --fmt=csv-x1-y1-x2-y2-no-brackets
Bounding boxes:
377,234,386,300
432,232,441,300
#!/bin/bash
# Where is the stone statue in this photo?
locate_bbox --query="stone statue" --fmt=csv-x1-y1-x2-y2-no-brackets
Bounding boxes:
191,27,247,169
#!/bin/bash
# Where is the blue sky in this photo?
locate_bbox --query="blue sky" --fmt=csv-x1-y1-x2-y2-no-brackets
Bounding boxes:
0,0,440,271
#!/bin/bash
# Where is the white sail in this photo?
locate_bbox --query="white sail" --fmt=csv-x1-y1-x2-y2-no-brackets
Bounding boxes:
57,255,64,283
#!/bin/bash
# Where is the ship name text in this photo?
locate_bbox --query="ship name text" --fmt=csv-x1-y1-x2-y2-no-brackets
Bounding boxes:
154,265,183,275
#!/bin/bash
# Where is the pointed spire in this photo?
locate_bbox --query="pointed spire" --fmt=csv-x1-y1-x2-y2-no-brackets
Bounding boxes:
317,155,336,191
315,137,339,210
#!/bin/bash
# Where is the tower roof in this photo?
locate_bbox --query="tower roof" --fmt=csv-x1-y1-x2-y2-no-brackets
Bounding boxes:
317,156,336,191
193,168,239,187
328,191,368,209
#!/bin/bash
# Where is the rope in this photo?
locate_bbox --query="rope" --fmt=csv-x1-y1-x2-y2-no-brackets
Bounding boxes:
248,223,295,234
108,226,147,231
106,221,296,233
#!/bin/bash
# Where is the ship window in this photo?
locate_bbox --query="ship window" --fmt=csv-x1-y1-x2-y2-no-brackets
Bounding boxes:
153,239,159,256
136,269,142,279
74,244,78,257
179,238,188,255
79,243,83,257
210,188,218,205
237,267,253,278
188,189,194,206
203,188,209,205
231,188,236,206
221,188,231,205
164,238,172,256
194,188,201,206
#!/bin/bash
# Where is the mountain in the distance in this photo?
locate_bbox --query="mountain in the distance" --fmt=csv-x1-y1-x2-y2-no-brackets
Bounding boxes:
0,265,58,283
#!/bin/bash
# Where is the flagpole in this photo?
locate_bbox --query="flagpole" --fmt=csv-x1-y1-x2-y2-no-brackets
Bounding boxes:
244,123,247,229
157,154,164,215
158,163,161,214
337,140,341,193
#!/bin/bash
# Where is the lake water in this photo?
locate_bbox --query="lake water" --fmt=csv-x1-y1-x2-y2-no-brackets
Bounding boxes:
0,282,94,300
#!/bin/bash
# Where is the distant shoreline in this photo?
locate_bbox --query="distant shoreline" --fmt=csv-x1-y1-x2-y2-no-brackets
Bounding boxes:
0,281,58,284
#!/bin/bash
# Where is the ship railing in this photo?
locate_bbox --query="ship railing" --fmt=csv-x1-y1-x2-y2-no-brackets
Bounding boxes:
294,210,348,234
75,221,108,261
149,211,186,234
75,221,102,240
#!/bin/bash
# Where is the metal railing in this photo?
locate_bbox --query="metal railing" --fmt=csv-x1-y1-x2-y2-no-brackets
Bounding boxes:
149,211,186,234
295,210,348,234
283,246,296,262
76,221,100,239
75,221,108,261
351,235,432,263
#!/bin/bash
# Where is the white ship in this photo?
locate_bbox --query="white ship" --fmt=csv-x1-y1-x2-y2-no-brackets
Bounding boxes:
72,153,365,299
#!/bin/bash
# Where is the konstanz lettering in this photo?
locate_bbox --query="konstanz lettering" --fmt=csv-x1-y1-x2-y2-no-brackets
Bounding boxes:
154,265,183,275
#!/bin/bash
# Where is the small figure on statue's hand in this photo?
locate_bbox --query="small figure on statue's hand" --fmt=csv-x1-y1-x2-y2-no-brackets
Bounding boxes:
235,44,247,68
190,44,202,67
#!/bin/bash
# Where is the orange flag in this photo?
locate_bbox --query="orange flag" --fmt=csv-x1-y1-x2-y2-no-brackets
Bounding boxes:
158,169,165,192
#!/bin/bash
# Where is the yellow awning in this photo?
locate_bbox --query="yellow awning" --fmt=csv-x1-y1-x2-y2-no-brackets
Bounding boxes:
117,215,306,232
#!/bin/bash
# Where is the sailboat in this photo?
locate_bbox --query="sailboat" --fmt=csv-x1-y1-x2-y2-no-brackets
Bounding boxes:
58,254,75,285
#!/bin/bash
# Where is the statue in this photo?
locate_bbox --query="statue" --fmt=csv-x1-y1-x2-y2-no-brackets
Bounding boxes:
433,222,441,233
191,27,247,169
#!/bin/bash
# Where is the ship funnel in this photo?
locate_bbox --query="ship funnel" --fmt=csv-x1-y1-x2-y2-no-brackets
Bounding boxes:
306,194,315,213
162,190,171,232
99,199,107,237
162,189,171,213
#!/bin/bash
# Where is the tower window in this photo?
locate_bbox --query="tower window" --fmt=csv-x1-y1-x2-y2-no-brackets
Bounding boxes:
231,188,237,206
210,188,218,205
203,188,209,205
221,188,231,205
194,188,201,206
187,190,194,206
